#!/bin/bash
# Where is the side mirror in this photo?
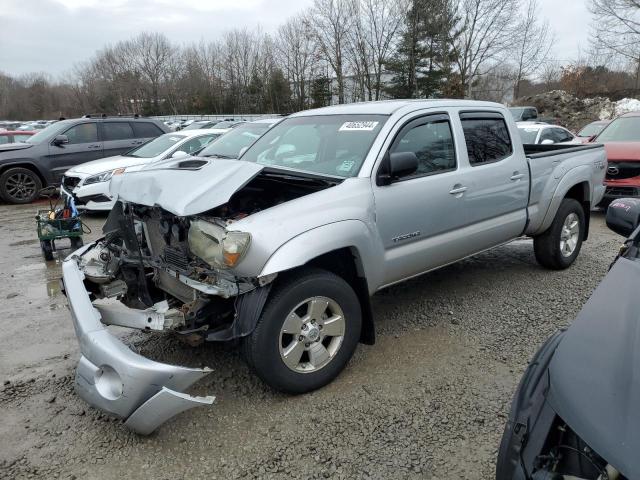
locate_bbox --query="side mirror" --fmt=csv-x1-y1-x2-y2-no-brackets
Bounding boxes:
540,139,554,145
171,150,188,158
53,135,69,146
377,151,419,186
606,198,640,237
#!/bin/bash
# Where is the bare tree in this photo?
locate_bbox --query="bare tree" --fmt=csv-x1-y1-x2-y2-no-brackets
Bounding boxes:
276,14,317,110
590,0,640,89
512,0,554,99
451,0,521,98
311,0,356,104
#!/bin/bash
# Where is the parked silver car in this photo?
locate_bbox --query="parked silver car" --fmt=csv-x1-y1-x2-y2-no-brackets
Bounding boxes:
61,100,607,433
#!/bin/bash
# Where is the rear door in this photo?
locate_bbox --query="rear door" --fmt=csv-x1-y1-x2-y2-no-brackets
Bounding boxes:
47,121,102,182
456,111,529,251
100,121,138,158
132,121,166,145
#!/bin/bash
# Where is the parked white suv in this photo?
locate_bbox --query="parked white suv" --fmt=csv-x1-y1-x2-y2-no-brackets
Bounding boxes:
61,128,229,211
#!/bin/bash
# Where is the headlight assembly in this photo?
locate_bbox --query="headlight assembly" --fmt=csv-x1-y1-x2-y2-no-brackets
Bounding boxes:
188,219,251,269
84,168,126,185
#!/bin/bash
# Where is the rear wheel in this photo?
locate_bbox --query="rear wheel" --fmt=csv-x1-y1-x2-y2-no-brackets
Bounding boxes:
243,268,362,394
40,240,54,261
0,167,42,204
70,236,84,250
534,198,585,269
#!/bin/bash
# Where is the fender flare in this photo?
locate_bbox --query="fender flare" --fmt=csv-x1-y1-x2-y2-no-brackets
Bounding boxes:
259,220,382,290
538,166,592,234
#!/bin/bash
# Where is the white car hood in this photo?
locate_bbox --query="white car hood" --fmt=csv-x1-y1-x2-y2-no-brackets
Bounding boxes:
109,158,264,216
68,155,151,175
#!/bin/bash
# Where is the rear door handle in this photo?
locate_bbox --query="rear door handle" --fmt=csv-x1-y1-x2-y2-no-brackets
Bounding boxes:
510,173,525,181
449,186,468,195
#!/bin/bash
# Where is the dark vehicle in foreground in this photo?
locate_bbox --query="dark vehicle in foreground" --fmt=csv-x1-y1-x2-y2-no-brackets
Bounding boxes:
497,198,640,480
577,120,610,140
592,112,640,208
0,116,169,204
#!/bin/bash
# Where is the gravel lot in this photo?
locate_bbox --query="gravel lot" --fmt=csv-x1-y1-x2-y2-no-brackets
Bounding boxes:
0,200,621,480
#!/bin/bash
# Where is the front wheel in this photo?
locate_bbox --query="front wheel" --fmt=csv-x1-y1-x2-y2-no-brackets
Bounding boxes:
243,268,362,394
0,167,42,204
534,198,585,270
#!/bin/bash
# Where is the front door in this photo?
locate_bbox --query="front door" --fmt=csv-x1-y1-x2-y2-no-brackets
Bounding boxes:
373,113,472,286
47,121,103,182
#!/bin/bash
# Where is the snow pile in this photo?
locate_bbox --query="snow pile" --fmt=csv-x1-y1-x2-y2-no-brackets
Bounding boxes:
604,98,640,118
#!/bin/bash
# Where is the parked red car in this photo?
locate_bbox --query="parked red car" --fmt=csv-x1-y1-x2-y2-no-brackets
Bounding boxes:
0,130,36,144
593,112,640,207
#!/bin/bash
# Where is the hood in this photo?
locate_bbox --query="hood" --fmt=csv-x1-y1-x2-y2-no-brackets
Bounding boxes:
602,142,640,161
69,155,148,175
548,256,640,479
109,158,263,216
0,142,33,152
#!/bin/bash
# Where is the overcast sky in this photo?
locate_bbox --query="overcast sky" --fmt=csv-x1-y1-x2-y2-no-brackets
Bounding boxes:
1,0,591,79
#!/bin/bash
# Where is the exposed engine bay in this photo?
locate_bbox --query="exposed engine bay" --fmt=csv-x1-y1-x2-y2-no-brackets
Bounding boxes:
528,418,623,480
77,170,338,344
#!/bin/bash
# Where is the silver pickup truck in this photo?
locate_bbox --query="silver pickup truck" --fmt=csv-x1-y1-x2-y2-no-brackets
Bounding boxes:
61,100,606,434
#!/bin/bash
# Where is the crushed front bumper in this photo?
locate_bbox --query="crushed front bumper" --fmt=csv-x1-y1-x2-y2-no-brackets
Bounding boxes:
61,246,215,435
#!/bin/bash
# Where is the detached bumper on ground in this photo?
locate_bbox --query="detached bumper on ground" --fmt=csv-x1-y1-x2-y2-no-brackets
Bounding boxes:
61,248,215,435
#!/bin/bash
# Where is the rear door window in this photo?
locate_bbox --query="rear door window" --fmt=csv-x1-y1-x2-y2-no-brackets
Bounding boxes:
102,122,134,141
133,122,164,138
460,113,512,165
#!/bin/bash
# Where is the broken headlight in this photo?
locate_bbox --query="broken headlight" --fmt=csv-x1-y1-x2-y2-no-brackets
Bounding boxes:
188,219,251,269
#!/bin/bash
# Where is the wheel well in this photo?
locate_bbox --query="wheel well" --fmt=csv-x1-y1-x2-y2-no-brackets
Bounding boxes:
304,248,375,345
565,182,590,241
0,163,47,187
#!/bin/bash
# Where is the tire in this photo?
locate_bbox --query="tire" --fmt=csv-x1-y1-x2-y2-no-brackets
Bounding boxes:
0,167,42,204
40,240,54,261
243,267,362,394
70,236,84,250
534,198,585,270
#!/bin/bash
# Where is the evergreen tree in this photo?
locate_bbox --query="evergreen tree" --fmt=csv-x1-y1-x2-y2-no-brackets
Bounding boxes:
384,0,459,99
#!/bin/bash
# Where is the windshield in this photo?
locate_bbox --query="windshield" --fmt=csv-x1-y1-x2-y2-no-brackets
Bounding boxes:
199,122,274,159
25,121,70,144
509,108,524,120
126,134,185,158
578,122,607,137
596,117,640,142
517,127,539,144
183,121,216,131
240,115,388,178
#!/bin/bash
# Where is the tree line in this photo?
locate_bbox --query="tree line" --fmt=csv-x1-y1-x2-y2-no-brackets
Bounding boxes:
1,0,639,120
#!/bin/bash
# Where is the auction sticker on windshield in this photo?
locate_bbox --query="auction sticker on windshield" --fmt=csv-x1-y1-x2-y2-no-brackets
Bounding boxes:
339,121,379,131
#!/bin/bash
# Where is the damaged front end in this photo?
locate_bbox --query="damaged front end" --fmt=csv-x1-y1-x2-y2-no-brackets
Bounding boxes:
62,201,275,434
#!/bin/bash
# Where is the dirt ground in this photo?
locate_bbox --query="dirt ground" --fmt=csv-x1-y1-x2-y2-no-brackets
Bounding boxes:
0,200,621,480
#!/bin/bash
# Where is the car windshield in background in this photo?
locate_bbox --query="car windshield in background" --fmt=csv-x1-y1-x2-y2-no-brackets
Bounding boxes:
25,121,70,144
596,117,640,142
182,121,218,130
578,122,606,137
240,115,388,178
508,108,524,120
517,127,539,144
126,134,185,158
199,122,274,159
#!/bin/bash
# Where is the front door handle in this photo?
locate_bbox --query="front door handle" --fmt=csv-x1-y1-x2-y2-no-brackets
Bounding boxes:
87,144,101,149
510,173,525,181
449,185,468,195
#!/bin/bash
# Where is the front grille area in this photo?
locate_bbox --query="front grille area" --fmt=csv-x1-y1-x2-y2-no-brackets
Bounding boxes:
62,175,81,190
163,245,189,271
605,186,638,197
606,161,640,180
